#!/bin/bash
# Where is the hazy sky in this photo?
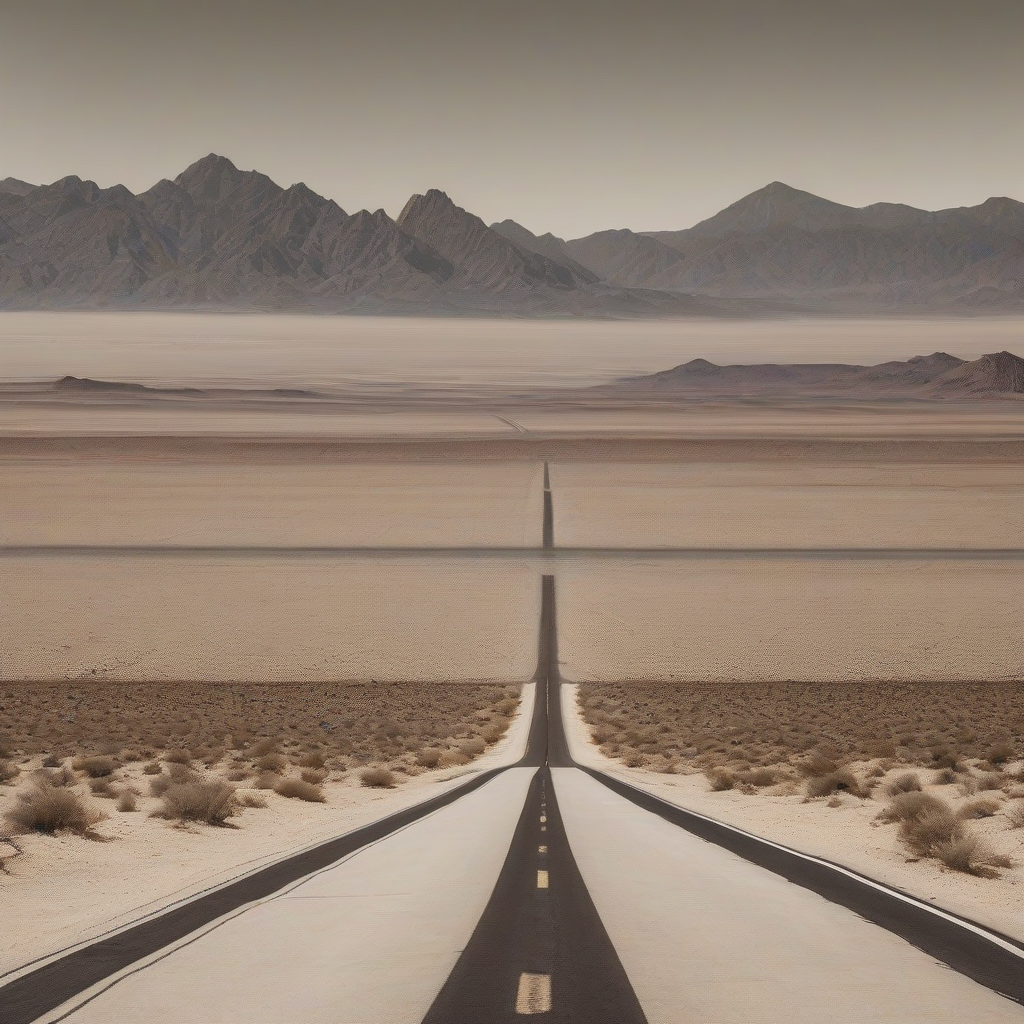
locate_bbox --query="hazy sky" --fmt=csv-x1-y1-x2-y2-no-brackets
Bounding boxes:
1,0,1021,238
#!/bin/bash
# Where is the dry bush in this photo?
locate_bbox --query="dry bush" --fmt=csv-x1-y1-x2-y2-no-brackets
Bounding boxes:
253,771,281,790
416,748,443,769
149,775,172,797
439,751,471,768
163,749,191,764
360,767,396,789
806,770,869,799
0,760,20,785
739,767,778,788
275,779,326,802
89,777,116,798
297,751,326,769
226,768,252,782
250,738,279,757
116,790,138,812
300,768,327,785
238,792,267,808
624,752,647,768
800,751,841,778
459,738,486,758
254,752,288,773
41,754,62,768
933,768,958,785
155,781,237,826
935,834,1011,876
885,772,922,796
876,791,950,825
958,796,1002,819
900,805,962,858
705,768,736,792
37,765,75,788
72,756,117,778
142,761,163,775
4,783,105,836
988,741,1016,765
976,772,1007,792
1005,802,1024,829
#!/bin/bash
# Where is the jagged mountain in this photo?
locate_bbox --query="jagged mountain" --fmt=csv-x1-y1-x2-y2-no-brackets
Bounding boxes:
0,157,1021,313
604,351,1024,399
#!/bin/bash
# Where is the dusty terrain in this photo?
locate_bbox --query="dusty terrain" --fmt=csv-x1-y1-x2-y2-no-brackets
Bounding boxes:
0,683,531,977
565,684,1024,943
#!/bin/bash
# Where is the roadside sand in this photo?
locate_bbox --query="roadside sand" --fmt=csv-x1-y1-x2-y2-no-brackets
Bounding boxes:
552,462,1024,549
0,684,535,979
1,462,543,547
0,557,539,682
562,684,1024,943
557,558,1024,681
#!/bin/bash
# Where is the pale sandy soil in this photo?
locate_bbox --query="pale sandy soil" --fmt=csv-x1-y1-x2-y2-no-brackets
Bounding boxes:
557,558,1024,681
562,684,1024,943
0,557,540,682
0,683,535,979
552,462,1024,549
1,462,543,547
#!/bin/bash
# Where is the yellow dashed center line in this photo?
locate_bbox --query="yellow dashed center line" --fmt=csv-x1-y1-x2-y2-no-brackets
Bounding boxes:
538,845,547,853
516,972,552,1014
537,869,549,889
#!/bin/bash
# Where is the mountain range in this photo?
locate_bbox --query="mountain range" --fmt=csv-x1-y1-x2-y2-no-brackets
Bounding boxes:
0,156,1021,315
604,351,1024,399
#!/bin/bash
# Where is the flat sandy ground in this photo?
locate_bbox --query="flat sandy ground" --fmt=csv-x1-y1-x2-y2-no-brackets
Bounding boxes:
557,558,1024,681
2,462,544,546
0,684,534,978
563,685,1024,944
0,557,540,682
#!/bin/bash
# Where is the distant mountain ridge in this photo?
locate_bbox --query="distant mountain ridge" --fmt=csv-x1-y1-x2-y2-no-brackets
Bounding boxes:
604,350,1024,399
0,156,1021,314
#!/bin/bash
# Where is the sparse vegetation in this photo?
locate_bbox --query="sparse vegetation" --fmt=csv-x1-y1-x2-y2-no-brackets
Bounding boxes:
360,767,396,789
72,755,117,778
154,780,237,826
0,761,20,785
886,772,922,796
275,779,326,802
116,790,138,812
4,783,105,836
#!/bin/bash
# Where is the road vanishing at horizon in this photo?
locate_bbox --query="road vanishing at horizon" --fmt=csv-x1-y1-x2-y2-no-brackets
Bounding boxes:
3,467,1024,1023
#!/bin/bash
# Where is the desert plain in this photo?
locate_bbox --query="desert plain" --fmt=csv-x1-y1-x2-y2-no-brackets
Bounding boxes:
3,314,1024,975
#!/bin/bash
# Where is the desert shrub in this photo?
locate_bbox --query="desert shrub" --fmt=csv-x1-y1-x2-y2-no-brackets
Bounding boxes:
226,768,251,782
255,753,287,773
885,772,922,796
360,767,396,789
958,796,1002,819
300,768,327,785
155,780,237,825
142,761,163,775
41,754,62,769
253,771,281,790
439,751,471,768
416,748,443,769
274,779,326,802
149,774,173,797
116,790,138,812
958,777,980,797
705,768,736,791
37,765,75,787
740,767,777,788
297,751,326,769
933,768,958,785
877,791,950,824
459,738,486,758
483,727,506,744
624,752,648,768
0,760,20,785
800,751,840,778
89,777,116,798
900,806,962,858
935,834,1011,875
1005,802,1024,829
988,741,1015,765
163,749,192,764
251,738,278,757
72,756,117,778
4,783,105,835
976,771,1007,791
806,770,868,799
239,792,267,808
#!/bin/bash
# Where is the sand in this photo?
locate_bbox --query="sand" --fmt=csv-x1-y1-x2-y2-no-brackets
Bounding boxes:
0,684,536,980
552,462,1024,549
562,684,1024,944
0,557,540,682
1,462,543,547
557,559,1024,681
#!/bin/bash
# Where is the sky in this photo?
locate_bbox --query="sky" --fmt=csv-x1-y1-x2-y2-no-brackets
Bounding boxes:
1,0,1021,238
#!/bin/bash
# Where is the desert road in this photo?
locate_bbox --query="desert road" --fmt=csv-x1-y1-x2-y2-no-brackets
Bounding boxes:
3,472,1024,1021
